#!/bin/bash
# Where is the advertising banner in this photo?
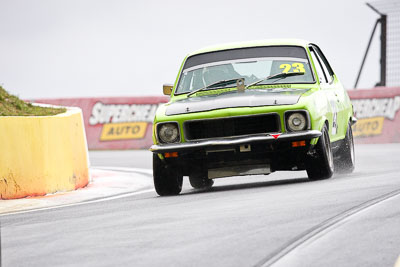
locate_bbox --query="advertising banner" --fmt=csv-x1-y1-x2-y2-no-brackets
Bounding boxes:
348,87,400,143
34,97,169,150
34,86,400,150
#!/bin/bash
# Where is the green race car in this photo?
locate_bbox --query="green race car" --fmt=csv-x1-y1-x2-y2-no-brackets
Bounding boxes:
150,39,355,196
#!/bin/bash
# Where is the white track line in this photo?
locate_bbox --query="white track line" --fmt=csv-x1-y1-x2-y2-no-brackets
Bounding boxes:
1,167,154,217
256,188,400,267
395,255,400,267
0,189,155,217
93,166,153,175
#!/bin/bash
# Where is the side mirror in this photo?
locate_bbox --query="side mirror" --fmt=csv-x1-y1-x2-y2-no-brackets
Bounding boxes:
163,84,173,95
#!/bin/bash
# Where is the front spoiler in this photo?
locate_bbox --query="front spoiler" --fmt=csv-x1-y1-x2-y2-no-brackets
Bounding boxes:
150,130,321,153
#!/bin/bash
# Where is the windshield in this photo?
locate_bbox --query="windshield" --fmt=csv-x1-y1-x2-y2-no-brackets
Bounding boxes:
175,46,315,95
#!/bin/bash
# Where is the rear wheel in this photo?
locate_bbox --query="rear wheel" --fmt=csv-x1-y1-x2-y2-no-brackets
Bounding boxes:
306,125,334,180
153,154,183,196
334,121,355,173
189,174,214,189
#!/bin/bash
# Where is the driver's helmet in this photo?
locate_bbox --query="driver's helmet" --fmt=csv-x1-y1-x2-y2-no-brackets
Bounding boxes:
202,64,238,85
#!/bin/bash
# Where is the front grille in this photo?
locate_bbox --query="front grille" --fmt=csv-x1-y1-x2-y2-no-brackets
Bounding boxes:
184,114,280,140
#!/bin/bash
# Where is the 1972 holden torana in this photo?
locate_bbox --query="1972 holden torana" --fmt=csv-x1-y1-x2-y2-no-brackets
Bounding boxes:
150,39,355,196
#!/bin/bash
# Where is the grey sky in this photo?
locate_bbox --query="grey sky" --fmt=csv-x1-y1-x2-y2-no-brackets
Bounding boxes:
0,0,382,99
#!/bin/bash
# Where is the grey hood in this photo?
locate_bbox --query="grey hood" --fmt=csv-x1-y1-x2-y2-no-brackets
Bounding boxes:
165,88,309,116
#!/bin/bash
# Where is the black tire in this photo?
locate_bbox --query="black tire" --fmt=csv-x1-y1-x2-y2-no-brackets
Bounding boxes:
189,173,214,189
153,154,183,196
306,125,334,180
334,121,355,173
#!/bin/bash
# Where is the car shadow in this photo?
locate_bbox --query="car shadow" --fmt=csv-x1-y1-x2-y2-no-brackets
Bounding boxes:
181,176,310,196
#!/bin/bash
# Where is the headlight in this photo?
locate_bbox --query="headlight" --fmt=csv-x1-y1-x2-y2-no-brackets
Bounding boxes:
157,123,180,143
286,112,307,131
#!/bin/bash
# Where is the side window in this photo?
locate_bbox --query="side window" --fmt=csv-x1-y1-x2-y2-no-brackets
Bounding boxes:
314,49,333,84
310,50,327,84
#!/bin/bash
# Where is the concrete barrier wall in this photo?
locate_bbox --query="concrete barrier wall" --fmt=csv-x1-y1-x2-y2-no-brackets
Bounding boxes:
33,97,169,150
0,107,89,199
348,87,400,144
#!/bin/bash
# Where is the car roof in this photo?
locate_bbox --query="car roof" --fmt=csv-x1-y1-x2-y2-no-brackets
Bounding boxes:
187,39,311,57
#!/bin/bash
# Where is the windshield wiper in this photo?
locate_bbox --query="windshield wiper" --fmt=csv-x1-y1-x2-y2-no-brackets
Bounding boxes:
187,78,243,97
245,72,305,88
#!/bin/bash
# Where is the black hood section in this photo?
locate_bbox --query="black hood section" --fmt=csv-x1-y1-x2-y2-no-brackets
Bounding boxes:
166,88,309,116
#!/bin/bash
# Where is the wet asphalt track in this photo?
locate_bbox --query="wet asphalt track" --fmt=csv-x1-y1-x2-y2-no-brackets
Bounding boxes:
1,144,400,267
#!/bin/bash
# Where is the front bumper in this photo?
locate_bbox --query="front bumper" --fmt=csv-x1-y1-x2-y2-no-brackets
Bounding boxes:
150,130,321,153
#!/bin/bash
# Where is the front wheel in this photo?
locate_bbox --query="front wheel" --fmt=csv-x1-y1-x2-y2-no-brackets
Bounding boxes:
306,125,334,180
153,154,183,196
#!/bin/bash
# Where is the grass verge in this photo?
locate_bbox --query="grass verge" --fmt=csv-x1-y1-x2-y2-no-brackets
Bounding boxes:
0,86,66,116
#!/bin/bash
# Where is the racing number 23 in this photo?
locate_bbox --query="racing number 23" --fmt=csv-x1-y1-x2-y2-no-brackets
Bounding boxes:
280,63,305,73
